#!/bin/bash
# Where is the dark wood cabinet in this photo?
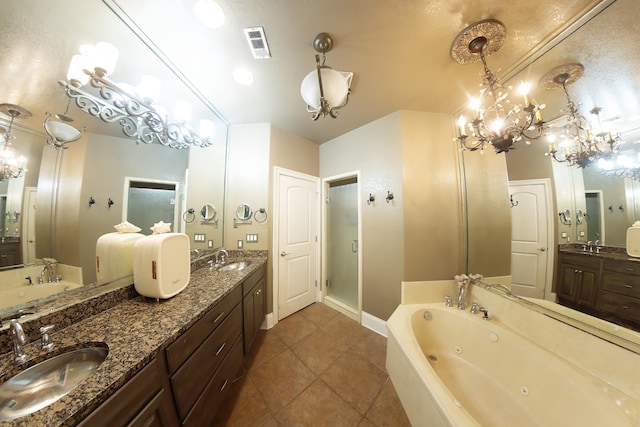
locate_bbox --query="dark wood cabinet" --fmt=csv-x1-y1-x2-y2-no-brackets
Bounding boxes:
166,284,243,424
0,242,19,267
81,261,266,426
557,253,600,307
78,352,179,427
557,251,640,329
242,265,266,354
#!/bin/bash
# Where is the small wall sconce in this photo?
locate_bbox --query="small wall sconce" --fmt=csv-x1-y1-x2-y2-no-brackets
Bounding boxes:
367,194,375,205
386,191,394,203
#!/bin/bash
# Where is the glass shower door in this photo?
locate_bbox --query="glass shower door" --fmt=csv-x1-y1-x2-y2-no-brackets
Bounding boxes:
327,181,358,309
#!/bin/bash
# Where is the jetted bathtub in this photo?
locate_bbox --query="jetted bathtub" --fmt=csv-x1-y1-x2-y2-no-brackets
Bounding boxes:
386,303,640,427
0,282,82,311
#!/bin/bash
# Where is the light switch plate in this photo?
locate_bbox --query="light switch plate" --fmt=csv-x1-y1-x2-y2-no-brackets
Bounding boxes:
246,234,258,243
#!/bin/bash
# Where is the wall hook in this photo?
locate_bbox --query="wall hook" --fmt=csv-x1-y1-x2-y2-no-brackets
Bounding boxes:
107,198,114,208
510,194,518,208
609,205,613,212
367,194,375,205
386,191,394,203
619,205,624,212
88,196,95,207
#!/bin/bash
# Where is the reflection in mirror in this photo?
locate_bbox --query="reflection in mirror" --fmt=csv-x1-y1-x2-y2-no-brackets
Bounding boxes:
0,0,228,327
464,0,640,352
201,204,217,222
236,204,252,220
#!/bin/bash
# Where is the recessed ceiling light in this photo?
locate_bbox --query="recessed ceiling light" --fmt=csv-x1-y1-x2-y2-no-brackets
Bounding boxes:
194,0,225,29
233,68,254,86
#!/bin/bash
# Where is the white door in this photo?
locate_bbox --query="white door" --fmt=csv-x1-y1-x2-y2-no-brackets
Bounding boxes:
509,180,553,298
276,171,319,320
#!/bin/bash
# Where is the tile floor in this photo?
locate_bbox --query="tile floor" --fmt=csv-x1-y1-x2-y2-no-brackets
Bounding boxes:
212,303,411,426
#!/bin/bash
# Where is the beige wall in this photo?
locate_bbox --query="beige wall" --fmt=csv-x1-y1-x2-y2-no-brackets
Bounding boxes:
225,123,319,314
185,136,227,250
224,123,271,251
321,112,404,320
584,167,628,246
401,111,465,281
321,110,462,320
464,149,511,276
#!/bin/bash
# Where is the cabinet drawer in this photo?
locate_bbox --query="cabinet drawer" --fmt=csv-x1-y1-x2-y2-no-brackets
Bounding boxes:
559,253,601,269
166,285,241,373
183,336,244,427
172,303,242,420
601,271,640,298
603,259,640,275
79,357,167,427
242,264,266,296
596,291,640,323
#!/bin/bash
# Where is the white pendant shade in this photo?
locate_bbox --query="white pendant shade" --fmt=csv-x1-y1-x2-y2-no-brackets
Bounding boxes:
45,119,82,143
300,67,349,109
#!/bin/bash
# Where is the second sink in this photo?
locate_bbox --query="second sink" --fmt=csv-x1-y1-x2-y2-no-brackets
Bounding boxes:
216,261,251,272
0,345,109,421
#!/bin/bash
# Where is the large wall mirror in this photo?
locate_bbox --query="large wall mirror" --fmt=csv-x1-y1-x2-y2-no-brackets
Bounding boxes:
0,0,228,322
464,0,640,352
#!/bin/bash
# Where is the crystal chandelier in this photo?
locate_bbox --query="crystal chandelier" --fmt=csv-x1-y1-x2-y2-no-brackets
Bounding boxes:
300,32,353,120
59,42,213,149
451,19,545,153
0,103,30,181
540,63,620,168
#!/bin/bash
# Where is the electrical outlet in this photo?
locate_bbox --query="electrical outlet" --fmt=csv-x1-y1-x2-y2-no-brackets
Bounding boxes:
561,232,567,238
579,231,585,237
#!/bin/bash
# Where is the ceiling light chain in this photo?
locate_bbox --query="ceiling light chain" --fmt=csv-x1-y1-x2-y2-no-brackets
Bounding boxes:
451,19,546,154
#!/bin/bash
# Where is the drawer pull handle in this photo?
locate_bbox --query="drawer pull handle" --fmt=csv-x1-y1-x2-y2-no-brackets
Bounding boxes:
219,379,228,392
624,284,633,288
212,311,225,324
621,305,630,309
625,268,635,272
215,342,226,356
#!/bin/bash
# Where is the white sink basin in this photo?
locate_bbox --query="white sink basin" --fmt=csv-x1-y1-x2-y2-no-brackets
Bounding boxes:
216,261,251,272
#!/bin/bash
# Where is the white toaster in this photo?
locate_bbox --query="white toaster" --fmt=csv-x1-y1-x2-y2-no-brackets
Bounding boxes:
133,233,190,299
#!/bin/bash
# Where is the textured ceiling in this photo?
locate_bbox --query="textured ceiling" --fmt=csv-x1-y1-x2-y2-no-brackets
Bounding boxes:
1,0,636,145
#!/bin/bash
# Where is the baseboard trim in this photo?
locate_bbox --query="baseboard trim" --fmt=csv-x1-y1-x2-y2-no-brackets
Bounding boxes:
262,312,276,329
362,311,387,337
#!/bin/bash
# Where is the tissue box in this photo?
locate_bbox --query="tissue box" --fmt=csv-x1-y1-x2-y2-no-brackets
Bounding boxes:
626,227,640,257
134,233,190,299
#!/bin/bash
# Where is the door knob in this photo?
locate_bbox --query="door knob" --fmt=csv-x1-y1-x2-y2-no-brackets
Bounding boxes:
280,251,289,257
538,247,546,252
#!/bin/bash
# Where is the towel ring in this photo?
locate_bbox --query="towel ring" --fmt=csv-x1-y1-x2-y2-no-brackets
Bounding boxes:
254,208,268,223
183,208,196,223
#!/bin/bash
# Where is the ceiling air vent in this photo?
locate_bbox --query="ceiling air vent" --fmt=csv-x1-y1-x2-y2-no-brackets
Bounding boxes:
243,27,271,59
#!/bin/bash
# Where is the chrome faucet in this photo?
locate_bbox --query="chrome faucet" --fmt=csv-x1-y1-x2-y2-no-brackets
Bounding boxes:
213,248,229,265
9,319,27,363
41,258,59,283
457,281,468,310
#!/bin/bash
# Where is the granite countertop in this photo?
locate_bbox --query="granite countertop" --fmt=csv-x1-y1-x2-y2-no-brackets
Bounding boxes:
0,250,267,426
558,244,640,263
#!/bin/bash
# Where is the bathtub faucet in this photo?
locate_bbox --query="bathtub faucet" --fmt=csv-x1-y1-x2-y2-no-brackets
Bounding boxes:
457,282,468,310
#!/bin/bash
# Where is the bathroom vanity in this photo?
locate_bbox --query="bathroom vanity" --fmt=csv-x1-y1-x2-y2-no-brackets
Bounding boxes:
557,245,640,330
0,251,267,426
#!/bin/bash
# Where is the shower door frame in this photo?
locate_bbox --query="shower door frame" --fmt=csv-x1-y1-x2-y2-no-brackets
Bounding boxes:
321,171,363,322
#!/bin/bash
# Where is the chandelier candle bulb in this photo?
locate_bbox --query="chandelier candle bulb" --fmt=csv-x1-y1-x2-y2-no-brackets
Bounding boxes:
457,116,467,136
